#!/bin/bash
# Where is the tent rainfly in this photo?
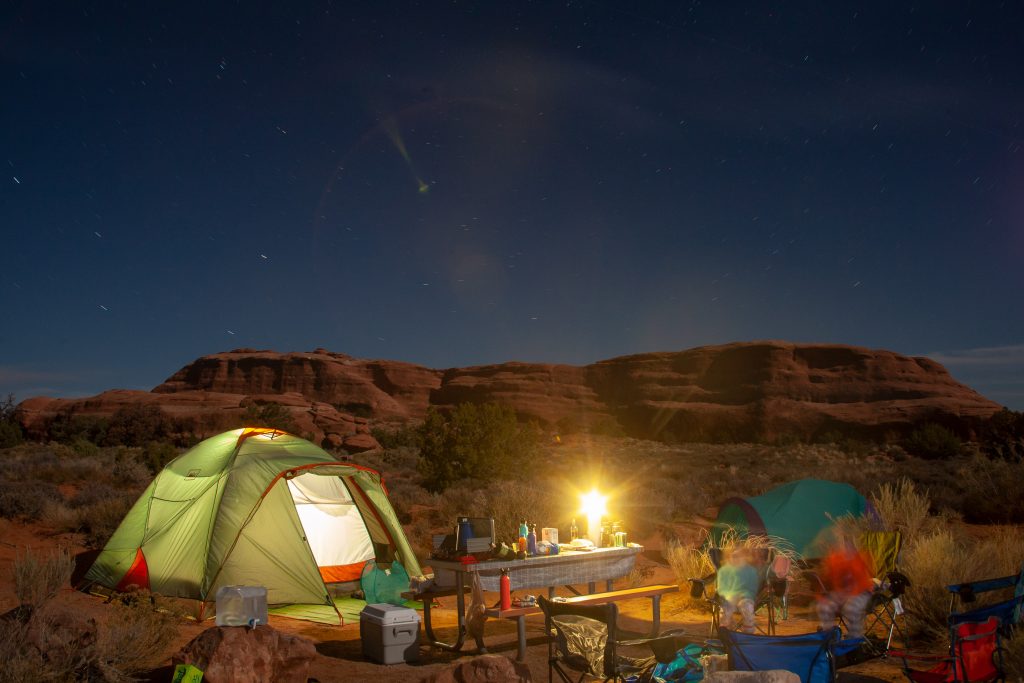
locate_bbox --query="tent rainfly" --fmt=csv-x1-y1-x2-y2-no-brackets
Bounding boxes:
84,428,421,611
711,478,872,559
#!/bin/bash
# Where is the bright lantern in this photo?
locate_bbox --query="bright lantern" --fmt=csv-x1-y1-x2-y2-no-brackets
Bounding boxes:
581,489,607,547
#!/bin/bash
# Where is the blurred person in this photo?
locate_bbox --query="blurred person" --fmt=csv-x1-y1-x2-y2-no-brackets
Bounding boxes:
816,534,874,638
717,546,759,634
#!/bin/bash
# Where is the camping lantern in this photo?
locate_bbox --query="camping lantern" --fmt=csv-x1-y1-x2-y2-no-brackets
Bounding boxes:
580,489,607,547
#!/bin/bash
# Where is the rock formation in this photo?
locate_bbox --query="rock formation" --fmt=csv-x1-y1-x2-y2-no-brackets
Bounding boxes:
15,341,1002,448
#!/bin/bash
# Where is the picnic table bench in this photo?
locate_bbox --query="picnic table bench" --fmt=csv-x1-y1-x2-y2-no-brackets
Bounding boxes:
486,583,679,661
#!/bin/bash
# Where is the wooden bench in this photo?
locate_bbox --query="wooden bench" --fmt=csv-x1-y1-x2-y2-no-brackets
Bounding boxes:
485,583,679,661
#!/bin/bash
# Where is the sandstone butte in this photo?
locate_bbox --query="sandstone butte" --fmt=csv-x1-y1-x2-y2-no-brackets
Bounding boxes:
14,341,1002,451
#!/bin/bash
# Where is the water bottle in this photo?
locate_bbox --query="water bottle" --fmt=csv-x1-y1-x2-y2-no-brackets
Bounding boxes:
527,524,538,556
500,570,512,610
458,517,473,553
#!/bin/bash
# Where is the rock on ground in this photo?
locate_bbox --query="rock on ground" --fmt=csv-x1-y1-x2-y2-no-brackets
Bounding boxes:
173,625,316,683
419,654,532,683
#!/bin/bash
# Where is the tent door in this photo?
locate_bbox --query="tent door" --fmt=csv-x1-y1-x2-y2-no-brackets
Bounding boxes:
287,474,373,584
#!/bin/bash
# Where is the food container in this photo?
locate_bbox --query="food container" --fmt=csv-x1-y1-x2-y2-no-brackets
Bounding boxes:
541,527,559,544
214,585,268,627
359,603,421,664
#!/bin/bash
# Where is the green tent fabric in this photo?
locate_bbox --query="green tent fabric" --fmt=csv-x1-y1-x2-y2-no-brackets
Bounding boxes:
84,428,421,611
711,479,871,559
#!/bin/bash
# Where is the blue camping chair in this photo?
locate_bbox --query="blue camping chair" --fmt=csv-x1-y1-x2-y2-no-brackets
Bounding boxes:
717,626,842,683
947,564,1024,637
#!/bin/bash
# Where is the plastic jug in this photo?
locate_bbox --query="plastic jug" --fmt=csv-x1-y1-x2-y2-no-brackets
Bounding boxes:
215,585,268,627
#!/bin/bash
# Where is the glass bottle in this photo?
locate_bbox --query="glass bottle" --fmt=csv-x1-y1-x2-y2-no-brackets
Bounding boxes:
569,518,579,542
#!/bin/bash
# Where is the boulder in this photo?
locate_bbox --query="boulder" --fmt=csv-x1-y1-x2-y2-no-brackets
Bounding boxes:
419,655,532,683
173,625,316,683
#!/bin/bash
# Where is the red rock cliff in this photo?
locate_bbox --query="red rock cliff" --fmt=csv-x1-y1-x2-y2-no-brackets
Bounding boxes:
15,341,1001,448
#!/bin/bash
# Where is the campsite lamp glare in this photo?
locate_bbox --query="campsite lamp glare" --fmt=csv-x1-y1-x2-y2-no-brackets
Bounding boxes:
580,489,607,546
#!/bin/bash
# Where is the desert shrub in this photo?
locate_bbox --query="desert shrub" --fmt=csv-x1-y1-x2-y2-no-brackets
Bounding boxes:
0,595,178,683
870,478,934,541
627,563,655,588
0,481,61,520
103,404,171,447
14,547,74,608
239,400,297,433
953,453,1024,523
0,393,24,448
46,411,108,444
977,409,1024,461
69,437,100,458
384,478,434,524
0,420,23,448
900,526,1024,640
434,478,559,544
139,440,178,474
94,597,180,679
79,497,134,547
370,425,419,450
417,404,540,492
665,538,715,609
904,423,962,460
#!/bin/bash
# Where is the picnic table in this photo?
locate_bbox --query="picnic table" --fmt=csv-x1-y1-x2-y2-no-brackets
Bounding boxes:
415,545,671,659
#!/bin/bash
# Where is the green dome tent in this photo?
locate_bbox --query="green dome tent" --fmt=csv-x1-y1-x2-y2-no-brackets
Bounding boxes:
711,479,872,559
84,428,421,614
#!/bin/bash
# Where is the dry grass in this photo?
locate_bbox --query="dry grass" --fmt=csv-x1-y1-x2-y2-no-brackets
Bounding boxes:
870,478,935,541
94,600,180,681
901,526,1024,640
14,547,73,608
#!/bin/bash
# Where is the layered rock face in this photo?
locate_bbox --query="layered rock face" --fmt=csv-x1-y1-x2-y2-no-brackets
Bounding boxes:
15,342,1002,448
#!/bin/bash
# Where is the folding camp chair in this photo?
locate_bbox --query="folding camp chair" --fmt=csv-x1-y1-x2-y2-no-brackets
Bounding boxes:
687,547,785,637
717,626,842,683
802,531,909,652
859,530,912,652
948,564,1024,637
538,597,684,683
889,616,1006,683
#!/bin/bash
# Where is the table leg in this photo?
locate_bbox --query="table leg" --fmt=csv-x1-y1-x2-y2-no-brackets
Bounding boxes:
649,595,662,637
588,581,596,594
516,615,527,662
422,573,468,653
606,579,614,592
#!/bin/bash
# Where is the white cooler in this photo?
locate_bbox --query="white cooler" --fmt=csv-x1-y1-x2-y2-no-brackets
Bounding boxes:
359,603,421,664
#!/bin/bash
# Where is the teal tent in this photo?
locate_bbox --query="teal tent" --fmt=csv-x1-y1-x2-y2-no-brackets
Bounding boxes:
712,479,872,559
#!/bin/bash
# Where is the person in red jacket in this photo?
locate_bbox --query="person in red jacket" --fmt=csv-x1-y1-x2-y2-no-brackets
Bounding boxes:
817,534,874,638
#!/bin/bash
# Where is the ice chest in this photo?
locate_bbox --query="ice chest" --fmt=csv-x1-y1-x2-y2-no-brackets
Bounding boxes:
360,603,420,664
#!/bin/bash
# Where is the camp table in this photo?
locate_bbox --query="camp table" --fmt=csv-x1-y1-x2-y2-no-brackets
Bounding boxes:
421,545,643,654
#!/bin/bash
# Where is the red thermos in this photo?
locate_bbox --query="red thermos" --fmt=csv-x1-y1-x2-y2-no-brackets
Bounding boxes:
500,570,511,610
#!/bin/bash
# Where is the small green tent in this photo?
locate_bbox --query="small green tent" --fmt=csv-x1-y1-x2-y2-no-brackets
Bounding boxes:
711,478,871,559
85,428,421,611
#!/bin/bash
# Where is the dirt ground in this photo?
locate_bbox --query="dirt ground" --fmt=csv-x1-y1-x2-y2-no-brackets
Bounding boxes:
0,522,907,683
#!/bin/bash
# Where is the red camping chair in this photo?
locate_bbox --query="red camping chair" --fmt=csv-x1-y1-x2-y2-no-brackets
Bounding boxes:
889,617,1006,683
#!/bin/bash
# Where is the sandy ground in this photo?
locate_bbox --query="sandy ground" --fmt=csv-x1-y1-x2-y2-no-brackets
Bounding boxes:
0,522,906,683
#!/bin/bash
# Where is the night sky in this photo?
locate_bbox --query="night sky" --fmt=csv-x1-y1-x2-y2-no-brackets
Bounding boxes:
3,2,1023,408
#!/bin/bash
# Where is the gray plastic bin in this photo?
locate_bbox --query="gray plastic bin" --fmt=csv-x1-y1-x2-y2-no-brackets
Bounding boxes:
359,603,421,664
